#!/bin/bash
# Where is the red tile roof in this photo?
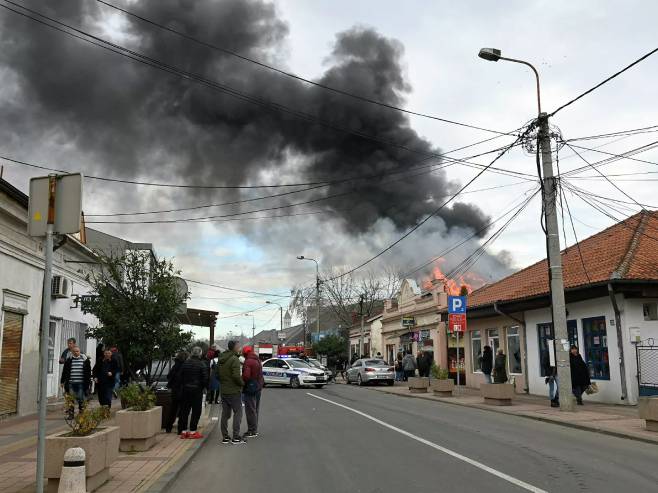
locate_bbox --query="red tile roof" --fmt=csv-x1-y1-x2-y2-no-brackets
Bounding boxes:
467,211,658,309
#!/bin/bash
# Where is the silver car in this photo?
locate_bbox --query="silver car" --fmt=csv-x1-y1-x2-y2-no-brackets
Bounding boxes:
346,359,395,386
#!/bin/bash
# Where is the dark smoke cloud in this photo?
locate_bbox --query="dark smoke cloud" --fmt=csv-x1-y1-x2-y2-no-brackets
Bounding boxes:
0,0,491,238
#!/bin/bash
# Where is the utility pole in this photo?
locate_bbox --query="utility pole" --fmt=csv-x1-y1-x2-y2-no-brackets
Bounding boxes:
315,268,321,342
358,294,365,357
539,112,574,411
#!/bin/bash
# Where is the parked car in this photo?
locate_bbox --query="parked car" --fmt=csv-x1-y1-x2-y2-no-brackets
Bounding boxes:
307,358,333,382
346,359,395,386
262,357,327,389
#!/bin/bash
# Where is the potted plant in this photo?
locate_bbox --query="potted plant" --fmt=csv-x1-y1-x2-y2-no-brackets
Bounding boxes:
116,384,162,452
45,395,118,492
430,363,454,396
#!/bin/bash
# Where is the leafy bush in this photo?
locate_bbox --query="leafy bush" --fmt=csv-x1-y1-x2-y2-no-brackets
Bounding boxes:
119,383,156,411
63,394,110,436
430,362,450,380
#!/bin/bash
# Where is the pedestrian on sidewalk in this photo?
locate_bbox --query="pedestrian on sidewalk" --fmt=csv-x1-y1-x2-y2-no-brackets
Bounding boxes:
241,346,264,439
541,347,559,407
402,350,416,381
61,346,91,417
479,346,493,384
178,347,209,439
493,348,508,384
93,349,118,408
218,341,245,445
207,355,220,404
417,350,430,378
569,345,591,406
395,353,404,381
59,337,76,365
165,350,187,433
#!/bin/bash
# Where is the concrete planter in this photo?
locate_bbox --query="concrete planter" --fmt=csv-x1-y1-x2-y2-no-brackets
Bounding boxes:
408,377,430,393
431,379,455,397
639,397,658,432
116,406,162,452
45,425,119,492
481,383,515,406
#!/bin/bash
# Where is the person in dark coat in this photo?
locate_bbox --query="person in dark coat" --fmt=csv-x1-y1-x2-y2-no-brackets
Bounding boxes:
569,345,591,405
493,348,508,383
178,347,209,439
164,350,187,433
93,349,119,408
541,347,559,407
241,346,264,438
479,346,493,384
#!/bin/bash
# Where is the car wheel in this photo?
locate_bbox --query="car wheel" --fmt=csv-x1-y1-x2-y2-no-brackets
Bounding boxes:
387,380,394,386
357,374,364,386
314,384,325,389
290,376,301,389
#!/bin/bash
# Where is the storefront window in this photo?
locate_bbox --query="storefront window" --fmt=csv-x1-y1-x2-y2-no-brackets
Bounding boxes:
471,330,482,372
582,316,610,380
48,320,56,374
506,327,522,374
487,328,500,356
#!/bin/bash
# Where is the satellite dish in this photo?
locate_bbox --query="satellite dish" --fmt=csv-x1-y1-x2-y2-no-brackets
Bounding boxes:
174,277,189,315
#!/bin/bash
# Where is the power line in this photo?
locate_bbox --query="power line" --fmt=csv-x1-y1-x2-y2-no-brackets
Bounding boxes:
561,140,658,177
550,46,658,117
557,179,591,283
565,124,658,142
185,278,291,298
94,0,511,137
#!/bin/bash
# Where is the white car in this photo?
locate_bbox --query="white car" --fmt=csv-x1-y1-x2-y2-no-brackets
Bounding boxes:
262,358,327,389
307,358,333,382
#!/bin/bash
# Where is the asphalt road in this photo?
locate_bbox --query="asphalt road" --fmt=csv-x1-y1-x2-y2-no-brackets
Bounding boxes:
171,384,658,493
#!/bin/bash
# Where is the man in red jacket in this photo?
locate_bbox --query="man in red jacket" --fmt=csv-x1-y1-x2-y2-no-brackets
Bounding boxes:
241,346,264,439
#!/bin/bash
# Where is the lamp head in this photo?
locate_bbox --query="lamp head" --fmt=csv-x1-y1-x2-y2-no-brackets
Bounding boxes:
478,48,501,62
297,255,305,260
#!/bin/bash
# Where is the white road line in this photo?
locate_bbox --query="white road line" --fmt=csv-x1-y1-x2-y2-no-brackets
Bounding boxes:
306,392,548,493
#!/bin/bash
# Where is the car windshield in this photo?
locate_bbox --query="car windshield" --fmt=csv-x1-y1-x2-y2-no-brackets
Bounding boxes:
287,359,312,368
307,359,323,368
364,359,387,366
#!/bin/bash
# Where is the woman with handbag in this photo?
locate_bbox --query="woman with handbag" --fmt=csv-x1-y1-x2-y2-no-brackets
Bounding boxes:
569,345,591,406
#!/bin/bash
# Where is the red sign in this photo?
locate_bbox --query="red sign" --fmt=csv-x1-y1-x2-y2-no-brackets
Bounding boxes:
448,313,466,333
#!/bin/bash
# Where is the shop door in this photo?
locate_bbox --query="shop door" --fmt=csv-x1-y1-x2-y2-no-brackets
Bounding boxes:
0,311,24,416
47,320,59,398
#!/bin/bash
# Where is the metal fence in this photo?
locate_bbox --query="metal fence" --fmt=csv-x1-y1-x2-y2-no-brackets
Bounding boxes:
60,320,89,355
637,344,658,397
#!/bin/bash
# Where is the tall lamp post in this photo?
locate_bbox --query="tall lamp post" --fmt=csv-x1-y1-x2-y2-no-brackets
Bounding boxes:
297,255,321,346
266,300,283,333
478,47,573,411
245,313,255,343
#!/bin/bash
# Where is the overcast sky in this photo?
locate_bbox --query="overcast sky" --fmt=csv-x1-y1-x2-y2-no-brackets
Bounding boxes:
1,0,657,338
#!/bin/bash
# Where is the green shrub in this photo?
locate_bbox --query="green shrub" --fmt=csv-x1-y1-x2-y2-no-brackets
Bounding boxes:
63,393,110,436
430,362,450,380
118,383,156,411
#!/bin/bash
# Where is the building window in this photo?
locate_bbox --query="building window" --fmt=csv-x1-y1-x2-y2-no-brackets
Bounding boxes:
48,321,56,374
582,316,610,380
537,323,553,377
567,319,578,348
471,330,482,372
643,302,658,321
506,327,522,374
487,328,500,357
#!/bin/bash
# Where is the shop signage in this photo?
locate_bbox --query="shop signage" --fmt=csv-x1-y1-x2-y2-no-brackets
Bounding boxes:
420,329,430,340
448,313,466,333
401,316,416,328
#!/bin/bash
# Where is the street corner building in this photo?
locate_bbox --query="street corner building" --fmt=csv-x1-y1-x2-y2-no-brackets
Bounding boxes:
439,210,658,405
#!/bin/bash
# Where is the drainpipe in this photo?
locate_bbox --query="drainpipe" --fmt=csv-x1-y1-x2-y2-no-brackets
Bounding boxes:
607,283,628,402
494,302,529,393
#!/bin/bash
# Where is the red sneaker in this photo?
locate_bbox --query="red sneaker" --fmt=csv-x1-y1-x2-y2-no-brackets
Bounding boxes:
188,431,204,439
179,432,189,439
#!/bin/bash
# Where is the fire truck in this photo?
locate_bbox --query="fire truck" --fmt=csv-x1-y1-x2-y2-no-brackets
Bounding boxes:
253,344,308,361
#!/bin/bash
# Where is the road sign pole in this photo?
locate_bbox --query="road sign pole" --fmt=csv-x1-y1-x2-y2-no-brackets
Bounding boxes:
36,176,56,492
456,330,460,394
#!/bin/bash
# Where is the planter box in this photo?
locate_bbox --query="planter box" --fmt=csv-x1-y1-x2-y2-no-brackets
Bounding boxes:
116,406,162,452
481,383,515,406
431,379,455,397
408,377,430,393
639,397,658,432
45,426,119,492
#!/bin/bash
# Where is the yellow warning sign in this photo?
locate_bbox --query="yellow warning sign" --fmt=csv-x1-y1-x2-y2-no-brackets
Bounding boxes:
33,211,42,221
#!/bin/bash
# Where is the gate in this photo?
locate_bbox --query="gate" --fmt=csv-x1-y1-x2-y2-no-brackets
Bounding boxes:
636,344,658,397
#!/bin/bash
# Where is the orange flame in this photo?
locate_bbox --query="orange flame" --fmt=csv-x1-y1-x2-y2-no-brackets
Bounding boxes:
421,261,485,296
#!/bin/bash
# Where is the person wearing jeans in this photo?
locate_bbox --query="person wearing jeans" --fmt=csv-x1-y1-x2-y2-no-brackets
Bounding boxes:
93,349,118,407
61,346,91,417
217,341,245,444
241,346,264,438
178,347,209,439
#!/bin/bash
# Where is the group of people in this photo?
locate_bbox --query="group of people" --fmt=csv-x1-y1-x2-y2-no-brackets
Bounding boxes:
394,350,434,381
542,345,592,407
59,338,125,417
477,346,509,384
166,341,264,444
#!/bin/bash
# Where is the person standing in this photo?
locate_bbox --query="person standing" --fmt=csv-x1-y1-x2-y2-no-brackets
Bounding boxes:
569,345,591,405
61,346,91,418
165,351,187,433
207,355,220,404
480,346,493,384
178,347,209,439
541,347,559,407
493,348,508,383
417,350,430,378
395,353,404,381
59,337,76,364
110,347,124,395
241,346,264,439
93,349,118,408
402,350,416,381
218,341,245,444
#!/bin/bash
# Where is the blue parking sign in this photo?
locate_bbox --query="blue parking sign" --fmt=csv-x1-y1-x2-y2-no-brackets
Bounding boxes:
448,295,467,314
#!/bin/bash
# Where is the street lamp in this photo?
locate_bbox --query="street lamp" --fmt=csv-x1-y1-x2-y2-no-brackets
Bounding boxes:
297,255,321,346
245,313,255,342
266,300,283,334
478,47,573,411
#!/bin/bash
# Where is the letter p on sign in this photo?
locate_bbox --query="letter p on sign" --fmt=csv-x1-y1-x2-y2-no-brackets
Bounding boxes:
448,296,466,314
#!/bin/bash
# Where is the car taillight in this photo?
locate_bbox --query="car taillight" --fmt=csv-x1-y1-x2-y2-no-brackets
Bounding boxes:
365,367,376,372
388,367,395,372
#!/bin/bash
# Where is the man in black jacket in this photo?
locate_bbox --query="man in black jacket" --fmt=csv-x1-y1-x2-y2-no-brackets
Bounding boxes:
178,347,209,439
61,346,91,417
93,349,119,408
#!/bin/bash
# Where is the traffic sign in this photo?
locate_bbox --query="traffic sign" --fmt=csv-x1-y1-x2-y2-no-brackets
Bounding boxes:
448,295,467,314
448,313,466,333
28,173,83,237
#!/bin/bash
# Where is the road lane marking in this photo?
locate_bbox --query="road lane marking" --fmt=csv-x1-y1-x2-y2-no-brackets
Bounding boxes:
306,392,548,493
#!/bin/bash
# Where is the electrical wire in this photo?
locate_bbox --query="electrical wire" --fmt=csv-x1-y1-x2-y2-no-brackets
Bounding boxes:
562,140,658,177
557,179,591,283
550,47,658,117
565,124,658,142
94,0,511,137
185,278,292,298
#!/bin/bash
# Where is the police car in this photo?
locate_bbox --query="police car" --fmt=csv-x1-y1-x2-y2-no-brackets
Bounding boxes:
262,357,327,389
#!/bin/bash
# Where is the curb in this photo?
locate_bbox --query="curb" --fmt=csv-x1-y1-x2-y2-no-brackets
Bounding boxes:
143,412,215,492
363,387,658,446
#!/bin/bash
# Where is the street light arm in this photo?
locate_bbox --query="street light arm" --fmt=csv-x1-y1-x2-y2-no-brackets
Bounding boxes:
498,56,541,115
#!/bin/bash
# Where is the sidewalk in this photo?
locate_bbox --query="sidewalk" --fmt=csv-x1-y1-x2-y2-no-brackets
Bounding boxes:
358,381,658,445
0,401,215,493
